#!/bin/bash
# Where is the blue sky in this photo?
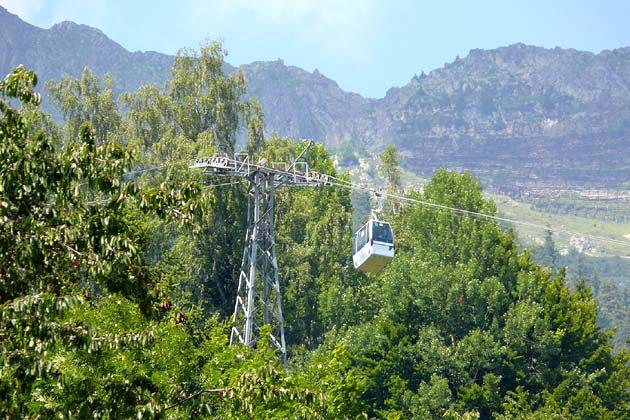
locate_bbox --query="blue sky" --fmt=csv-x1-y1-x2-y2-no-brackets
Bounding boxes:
3,0,630,98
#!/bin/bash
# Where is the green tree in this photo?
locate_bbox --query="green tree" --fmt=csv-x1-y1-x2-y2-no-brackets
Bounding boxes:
0,65,199,417
245,97,265,155
325,168,630,419
378,144,402,191
2,65,369,419
47,67,122,144
119,82,172,151
258,136,359,346
168,41,246,152
532,229,560,275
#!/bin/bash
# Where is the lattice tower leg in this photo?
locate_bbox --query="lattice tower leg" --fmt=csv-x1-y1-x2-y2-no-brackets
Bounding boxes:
229,172,288,369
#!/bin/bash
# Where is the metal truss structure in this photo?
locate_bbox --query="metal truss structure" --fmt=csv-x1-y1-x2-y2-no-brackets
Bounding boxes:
190,143,329,369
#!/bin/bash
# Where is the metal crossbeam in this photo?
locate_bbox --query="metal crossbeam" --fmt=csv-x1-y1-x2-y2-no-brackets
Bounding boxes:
190,154,329,188
190,145,329,369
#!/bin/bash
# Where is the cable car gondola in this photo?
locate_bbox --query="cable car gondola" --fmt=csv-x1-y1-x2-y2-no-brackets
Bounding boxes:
352,214,395,273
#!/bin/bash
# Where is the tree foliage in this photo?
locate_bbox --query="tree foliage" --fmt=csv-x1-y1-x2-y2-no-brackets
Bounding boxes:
1,59,366,418
3,39,630,418
1,63,203,418
378,144,402,191
167,41,254,154
47,67,122,145
324,168,630,419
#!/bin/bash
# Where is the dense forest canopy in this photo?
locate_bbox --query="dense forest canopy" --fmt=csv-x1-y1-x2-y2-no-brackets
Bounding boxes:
1,43,629,419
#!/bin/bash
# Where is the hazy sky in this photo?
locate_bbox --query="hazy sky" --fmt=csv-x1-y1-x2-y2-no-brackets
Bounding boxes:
3,0,630,98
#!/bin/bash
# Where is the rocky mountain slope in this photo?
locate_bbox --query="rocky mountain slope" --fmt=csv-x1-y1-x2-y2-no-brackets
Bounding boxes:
241,59,374,144
2,5,629,191
0,6,173,94
370,44,630,190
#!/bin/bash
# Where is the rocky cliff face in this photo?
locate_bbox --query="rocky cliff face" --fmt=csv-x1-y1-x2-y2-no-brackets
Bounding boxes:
0,5,173,95
239,60,374,146
370,44,630,189
2,6,629,190
379,44,630,143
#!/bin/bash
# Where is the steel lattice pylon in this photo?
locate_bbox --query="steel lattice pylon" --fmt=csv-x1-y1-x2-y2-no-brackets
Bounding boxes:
190,144,329,370
231,171,287,366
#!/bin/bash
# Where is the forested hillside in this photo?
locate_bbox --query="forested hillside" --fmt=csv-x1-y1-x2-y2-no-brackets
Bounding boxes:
2,42,630,418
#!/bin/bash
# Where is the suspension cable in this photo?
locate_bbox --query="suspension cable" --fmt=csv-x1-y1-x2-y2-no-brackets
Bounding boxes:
129,156,630,248
324,175,630,249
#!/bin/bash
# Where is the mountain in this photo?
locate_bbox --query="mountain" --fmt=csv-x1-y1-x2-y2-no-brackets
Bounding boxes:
0,5,361,148
370,44,630,191
240,60,374,145
0,5,173,94
2,5,630,191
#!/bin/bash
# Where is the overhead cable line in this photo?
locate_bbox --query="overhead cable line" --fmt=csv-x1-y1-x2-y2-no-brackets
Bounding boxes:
322,173,630,249
124,154,630,249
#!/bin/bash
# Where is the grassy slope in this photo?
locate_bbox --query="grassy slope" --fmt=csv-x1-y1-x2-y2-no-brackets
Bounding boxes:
490,193,630,258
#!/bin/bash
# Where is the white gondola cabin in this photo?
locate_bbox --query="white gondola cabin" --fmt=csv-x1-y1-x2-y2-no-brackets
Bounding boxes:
352,218,395,273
